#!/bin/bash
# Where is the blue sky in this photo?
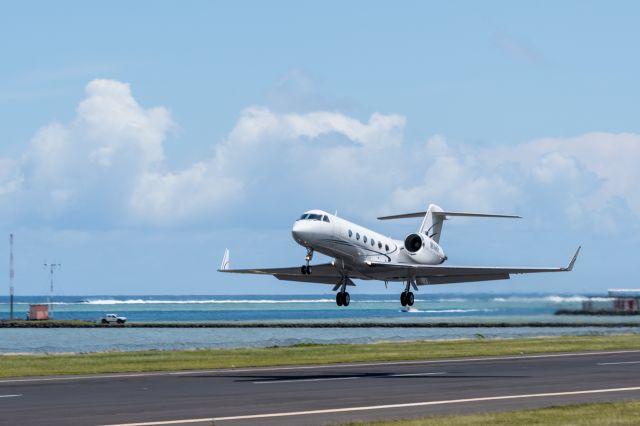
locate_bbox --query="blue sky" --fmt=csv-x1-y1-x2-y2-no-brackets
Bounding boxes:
1,1,639,295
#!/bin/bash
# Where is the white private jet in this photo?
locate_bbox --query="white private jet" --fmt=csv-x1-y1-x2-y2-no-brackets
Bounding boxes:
219,204,580,307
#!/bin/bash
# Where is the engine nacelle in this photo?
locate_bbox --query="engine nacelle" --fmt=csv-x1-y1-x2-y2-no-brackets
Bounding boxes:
404,233,424,253
403,233,443,264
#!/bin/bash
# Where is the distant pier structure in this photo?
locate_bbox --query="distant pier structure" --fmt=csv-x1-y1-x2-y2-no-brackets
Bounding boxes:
557,289,640,315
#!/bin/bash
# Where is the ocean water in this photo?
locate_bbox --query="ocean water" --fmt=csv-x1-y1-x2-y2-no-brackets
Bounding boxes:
0,293,638,353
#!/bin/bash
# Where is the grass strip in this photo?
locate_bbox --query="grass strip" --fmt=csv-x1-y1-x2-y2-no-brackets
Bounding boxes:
337,400,640,425
0,333,639,378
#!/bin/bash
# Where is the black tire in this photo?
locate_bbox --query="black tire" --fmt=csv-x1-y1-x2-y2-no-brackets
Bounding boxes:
336,292,343,306
400,292,407,306
343,292,350,306
117,319,125,324
407,292,415,306
307,265,312,275
101,319,108,324
301,265,307,275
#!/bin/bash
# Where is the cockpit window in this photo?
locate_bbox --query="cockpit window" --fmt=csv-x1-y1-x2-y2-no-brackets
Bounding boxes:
322,215,330,223
306,214,323,221
298,214,308,220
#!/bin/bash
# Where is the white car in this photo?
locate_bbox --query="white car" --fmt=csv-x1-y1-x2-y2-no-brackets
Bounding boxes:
100,314,127,324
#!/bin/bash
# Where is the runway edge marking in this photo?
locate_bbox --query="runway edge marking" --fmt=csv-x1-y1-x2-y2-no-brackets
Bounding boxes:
3,349,640,384
102,385,640,426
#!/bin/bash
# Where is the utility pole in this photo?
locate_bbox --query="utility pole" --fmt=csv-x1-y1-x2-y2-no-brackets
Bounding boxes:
9,234,14,320
44,262,61,319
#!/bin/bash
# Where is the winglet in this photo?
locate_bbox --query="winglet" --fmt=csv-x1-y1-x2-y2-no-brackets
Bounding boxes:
219,249,230,271
564,246,581,271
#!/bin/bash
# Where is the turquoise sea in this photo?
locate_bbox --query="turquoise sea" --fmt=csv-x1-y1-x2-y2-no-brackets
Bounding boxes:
0,294,638,353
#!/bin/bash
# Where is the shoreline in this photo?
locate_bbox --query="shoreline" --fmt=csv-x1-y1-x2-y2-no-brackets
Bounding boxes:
1,320,640,328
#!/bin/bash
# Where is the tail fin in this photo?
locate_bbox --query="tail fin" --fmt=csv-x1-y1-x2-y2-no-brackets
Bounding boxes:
378,204,521,244
419,204,445,243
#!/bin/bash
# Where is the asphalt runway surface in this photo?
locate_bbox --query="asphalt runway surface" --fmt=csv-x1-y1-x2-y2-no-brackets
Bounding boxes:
2,349,640,426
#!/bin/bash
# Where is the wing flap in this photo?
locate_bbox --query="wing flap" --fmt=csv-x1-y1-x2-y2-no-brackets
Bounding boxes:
365,247,580,284
219,263,349,285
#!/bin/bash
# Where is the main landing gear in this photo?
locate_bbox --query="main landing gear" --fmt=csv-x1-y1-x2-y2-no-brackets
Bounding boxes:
400,280,416,306
400,291,414,306
334,276,351,307
301,248,314,275
336,291,350,307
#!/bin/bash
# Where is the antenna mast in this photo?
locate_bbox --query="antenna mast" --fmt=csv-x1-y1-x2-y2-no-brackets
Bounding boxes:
44,262,61,319
9,234,14,320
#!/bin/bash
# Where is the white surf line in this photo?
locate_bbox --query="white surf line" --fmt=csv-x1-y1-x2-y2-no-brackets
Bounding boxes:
101,385,640,426
0,394,22,398
4,349,640,385
253,371,447,384
598,360,640,366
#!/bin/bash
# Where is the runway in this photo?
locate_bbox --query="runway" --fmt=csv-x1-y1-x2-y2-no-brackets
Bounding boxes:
2,350,640,426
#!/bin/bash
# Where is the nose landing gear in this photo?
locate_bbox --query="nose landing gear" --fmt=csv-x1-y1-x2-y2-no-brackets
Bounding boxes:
301,248,314,275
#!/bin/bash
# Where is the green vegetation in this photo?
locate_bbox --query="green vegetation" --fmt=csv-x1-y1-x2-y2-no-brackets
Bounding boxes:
337,400,640,425
0,334,639,378
0,320,97,328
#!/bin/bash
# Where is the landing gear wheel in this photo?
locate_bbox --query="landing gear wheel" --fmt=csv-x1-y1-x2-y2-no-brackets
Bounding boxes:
343,292,350,306
407,292,415,306
400,292,407,306
307,265,312,275
336,292,343,306
301,265,308,275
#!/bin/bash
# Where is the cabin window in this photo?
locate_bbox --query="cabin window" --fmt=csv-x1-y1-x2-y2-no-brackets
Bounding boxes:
356,233,360,240
348,229,353,237
378,242,382,249
322,215,330,223
385,244,389,252
363,236,367,243
371,238,375,246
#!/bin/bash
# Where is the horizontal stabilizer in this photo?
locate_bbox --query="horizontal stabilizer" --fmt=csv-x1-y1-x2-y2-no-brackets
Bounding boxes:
378,211,521,220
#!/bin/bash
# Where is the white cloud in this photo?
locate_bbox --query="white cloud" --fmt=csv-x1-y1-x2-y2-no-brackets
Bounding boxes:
3,79,640,233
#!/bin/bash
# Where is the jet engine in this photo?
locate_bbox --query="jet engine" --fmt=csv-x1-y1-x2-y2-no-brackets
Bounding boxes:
404,233,424,253
403,233,441,264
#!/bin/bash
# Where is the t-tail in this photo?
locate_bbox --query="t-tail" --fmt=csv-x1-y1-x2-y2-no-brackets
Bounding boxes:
378,204,521,243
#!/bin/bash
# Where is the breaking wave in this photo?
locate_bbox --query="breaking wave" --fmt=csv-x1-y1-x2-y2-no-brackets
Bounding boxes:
492,296,613,303
78,299,338,305
400,308,495,314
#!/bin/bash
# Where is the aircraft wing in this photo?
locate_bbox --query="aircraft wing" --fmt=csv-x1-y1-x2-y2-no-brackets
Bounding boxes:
218,250,359,285
219,263,356,285
365,247,581,285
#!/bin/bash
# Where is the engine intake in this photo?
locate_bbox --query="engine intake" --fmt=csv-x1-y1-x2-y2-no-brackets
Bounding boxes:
404,233,423,253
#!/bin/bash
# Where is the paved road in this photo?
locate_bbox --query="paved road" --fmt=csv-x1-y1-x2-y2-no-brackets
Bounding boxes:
2,350,640,426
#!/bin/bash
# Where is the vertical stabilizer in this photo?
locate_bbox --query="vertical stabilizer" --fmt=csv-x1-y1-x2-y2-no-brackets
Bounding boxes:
419,204,445,243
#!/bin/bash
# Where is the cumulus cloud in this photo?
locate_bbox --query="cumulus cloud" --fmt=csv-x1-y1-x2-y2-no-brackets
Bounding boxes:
2,78,640,233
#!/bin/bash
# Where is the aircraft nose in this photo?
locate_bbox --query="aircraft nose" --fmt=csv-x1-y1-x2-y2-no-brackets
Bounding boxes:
291,220,312,244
